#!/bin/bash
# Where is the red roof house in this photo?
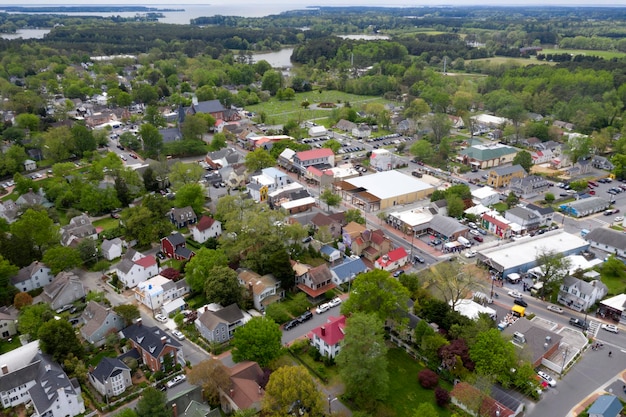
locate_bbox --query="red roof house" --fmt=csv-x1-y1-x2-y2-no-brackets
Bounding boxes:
308,315,346,359
375,247,408,271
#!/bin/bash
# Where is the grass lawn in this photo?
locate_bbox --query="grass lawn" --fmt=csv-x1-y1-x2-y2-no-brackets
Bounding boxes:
601,273,625,296
0,337,21,354
93,217,121,231
386,348,453,417
540,48,626,60
472,56,553,67
246,91,391,126
88,349,118,367
493,202,508,213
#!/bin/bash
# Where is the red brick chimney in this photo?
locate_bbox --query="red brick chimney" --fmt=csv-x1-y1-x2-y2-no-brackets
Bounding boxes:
136,318,142,327
321,326,326,336
172,403,177,417
161,336,167,345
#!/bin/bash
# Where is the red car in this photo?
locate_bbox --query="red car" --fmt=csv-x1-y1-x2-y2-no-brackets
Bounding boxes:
473,235,484,243
588,181,599,187
589,189,596,195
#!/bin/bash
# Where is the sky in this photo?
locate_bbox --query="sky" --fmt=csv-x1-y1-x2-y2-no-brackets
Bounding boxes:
4,1,623,6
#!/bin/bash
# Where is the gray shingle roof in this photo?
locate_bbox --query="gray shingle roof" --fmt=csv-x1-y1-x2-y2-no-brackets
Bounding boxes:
427,215,468,238
121,321,181,360
197,303,244,331
585,227,626,251
29,354,79,414
491,164,526,176
89,357,129,384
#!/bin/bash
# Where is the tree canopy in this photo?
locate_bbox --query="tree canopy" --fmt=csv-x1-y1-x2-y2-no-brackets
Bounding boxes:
231,316,283,367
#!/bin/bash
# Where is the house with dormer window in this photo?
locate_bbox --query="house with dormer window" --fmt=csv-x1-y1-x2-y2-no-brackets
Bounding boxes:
558,276,608,312
308,315,346,359
121,319,185,372
169,207,197,229
88,357,131,397
11,261,53,292
112,251,158,289
237,269,284,312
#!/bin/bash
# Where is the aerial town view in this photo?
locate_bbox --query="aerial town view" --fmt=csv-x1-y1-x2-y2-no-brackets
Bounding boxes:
1,3,626,417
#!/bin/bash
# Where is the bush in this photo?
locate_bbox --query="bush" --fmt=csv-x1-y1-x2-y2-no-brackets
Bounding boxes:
434,387,450,406
265,303,291,324
418,369,439,389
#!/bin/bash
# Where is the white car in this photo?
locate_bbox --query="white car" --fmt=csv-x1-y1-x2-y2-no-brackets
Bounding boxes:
465,250,477,258
328,297,342,308
546,305,564,314
615,216,624,222
537,371,557,387
507,290,523,299
166,374,186,388
601,323,619,333
468,222,478,229
155,314,168,323
172,330,185,340
469,229,480,236
316,303,331,314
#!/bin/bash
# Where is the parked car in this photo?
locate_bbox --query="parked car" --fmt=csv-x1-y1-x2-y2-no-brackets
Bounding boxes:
156,251,166,260
298,311,313,323
468,222,478,229
469,229,480,236
546,305,564,314
393,270,405,278
601,323,619,333
155,314,168,323
615,216,624,222
328,297,342,307
588,190,596,195
55,304,73,314
284,319,299,331
514,299,528,308
465,250,477,258
569,317,588,330
413,255,425,264
478,228,487,235
316,303,330,314
473,235,484,242
166,375,186,388
537,371,557,387
172,330,185,340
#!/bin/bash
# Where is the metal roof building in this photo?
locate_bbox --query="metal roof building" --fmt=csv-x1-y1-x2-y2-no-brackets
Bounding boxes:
477,230,589,277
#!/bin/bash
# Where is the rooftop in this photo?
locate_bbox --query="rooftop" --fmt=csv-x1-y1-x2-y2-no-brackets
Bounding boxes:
343,170,434,200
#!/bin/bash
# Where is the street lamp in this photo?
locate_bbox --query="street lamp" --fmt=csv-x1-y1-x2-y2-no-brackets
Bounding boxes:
560,347,569,376
327,395,336,414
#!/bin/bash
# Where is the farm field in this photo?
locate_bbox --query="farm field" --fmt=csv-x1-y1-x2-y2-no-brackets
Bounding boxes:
540,48,626,60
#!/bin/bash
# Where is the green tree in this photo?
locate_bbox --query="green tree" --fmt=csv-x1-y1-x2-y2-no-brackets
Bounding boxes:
115,408,138,417
174,183,205,214
446,194,464,218
413,403,439,417
143,105,166,128
187,359,231,405
545,192,555,203
337,313,389,408
38,319,83,362
422,261,481,310
136,387,169,417
410,140,434,162
319,188,341,211
42,246,82,274
261,70,282,95
0,255,18,306
15,113,40,131
185,247,229,293
505,191,519,207
71,124,97,157
512,150,533,172
209,133,228,151
569,180,588,192
231,317,282,367
565,135,592,163
469,328,517,384
113,304,140,327
140,124,164,159
244,148,275,173
428,113,452,144
17,303,53,338
204,266,244,306
11,209,59,257
122,206,172,248
182,114,208,141
345,208,365,225
263,366,325,417
43,126,75,162
342,269,410,323
119,132,142,151
169,162,205,189
322,139,342,154
537,249,572,297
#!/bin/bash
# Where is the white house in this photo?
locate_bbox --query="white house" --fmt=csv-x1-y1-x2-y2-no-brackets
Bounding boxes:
190,215,222,243
60,213,98,247
247,167,291,202
471,186,500,207
369,149,397,171
10,261,53,292
88,357,132,397
133,275,190,313
308,315,346,359
375,247,408,271
558,276,608,312
584,228,626,258
0,341,85,416
101,238,123,261
23,159,37,171
308,125,327,137
112,251,159,289
292,148,335,174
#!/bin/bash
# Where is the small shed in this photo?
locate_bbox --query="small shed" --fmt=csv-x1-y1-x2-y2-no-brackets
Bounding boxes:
308,125,327,137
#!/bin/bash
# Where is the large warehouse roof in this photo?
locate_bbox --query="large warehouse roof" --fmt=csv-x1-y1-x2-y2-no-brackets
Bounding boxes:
344,170,433,200
478,230,589,272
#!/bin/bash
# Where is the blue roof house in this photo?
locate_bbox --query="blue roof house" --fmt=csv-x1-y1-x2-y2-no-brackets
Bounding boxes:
587,395,622,417
330,256,368,286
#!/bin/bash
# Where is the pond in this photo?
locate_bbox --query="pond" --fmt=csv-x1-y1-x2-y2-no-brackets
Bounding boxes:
0,28,50,39
252,48,295,69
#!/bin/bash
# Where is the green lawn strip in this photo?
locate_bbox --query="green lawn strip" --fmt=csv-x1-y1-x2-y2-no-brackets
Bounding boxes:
600,273,626,296
493,202,508,213
0,337,21,354
386,348,453,417
93,217,122,231
540,48,626,60
88,349,118,367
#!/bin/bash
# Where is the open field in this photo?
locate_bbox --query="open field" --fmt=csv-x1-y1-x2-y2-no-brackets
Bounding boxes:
540,48,626,60
246,91,392,127
471,56,554,67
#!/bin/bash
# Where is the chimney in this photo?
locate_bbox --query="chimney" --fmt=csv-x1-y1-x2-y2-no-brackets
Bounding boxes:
136,318,142,327
161,336,167,345
258,385,262,394
321,326,326,336
1,365,8,375
230,389,234,398
172,403,178,417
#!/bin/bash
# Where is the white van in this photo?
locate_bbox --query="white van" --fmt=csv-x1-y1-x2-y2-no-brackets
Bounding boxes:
457,236,471,248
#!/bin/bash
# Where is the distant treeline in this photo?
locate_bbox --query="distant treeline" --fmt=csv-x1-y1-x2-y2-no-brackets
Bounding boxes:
0,6,182,12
